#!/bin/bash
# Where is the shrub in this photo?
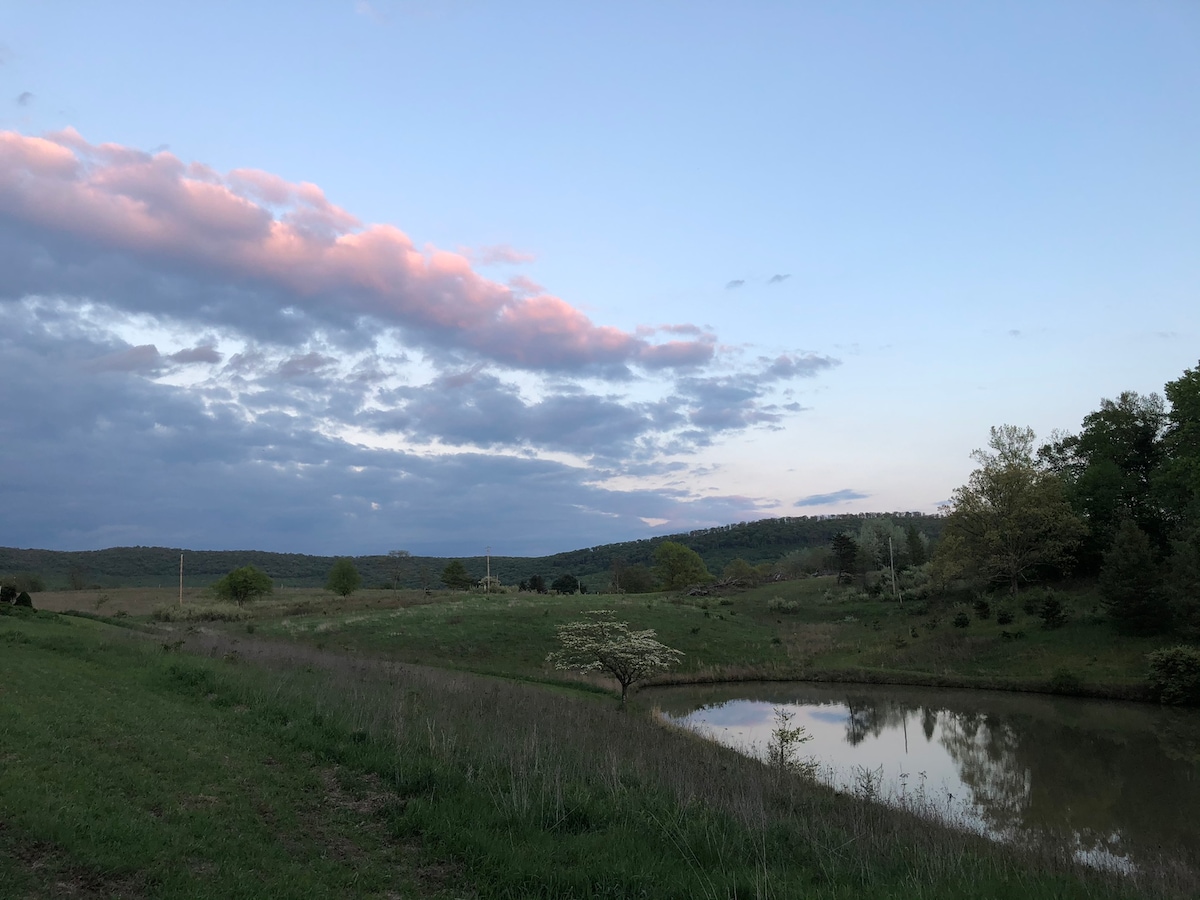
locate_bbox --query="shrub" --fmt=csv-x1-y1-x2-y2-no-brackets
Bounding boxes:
1021,591,1045,616
952,611,970,628
1049,668,1082,694
996,607,1014,625
14,591,33,608
1039,595,1069,629
0,585,15,604
972,598,991,620
767,596,801,614
1148,646,1200,706
151,603,250,623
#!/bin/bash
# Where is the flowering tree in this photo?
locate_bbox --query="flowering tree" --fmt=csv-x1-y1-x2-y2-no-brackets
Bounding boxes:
547,610,683,704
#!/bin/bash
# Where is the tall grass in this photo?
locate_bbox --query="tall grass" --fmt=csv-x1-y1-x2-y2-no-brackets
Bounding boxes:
170,628,1189,899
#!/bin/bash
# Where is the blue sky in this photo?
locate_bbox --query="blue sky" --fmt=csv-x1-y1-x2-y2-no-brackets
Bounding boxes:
1,2,1197,555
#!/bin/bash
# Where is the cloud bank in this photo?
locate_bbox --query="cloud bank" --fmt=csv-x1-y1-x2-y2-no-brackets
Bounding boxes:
0,129,840,554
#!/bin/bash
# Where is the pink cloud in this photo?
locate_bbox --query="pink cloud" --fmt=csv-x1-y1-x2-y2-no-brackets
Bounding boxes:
0,129,711,372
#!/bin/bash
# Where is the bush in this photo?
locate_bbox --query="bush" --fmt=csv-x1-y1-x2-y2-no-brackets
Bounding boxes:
151,603,250,623
767,596,801,614
14,591,33,608
1148,646,1200,706
1049,668,1082,694
972,598,991,620
996,607,1014,625
1021,591,1045,616
0,585,15,604
1039,595,1069,629
952,611,970,628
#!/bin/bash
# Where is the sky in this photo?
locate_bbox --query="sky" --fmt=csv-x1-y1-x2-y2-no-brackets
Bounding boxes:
1,2,1197,556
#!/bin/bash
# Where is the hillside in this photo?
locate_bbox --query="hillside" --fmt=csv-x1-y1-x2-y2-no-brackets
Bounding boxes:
0,512,942,591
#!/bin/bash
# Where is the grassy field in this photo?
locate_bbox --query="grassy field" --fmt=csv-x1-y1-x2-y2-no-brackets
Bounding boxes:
3,604,1184,899
101,577,1170,700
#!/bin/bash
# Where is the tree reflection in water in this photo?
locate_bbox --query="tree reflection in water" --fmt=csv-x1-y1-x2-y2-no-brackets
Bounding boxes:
654,683,1200,874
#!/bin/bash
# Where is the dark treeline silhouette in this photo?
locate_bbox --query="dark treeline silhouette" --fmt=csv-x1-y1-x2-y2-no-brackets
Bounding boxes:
0,512,944,591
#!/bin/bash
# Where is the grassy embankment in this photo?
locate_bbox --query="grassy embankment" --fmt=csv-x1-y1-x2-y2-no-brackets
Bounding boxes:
81,575,1169,700
2,605,1184,899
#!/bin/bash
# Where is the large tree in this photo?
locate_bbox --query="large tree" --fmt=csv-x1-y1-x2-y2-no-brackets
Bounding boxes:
830,533,859,585
212,565,273,606
1156,361,1200,534
1039,391,1166,566
441,560,473,590
1099,519,1169,635
653,541,711,590
325,558,362,598
387,549,411,592
938,425,1085,596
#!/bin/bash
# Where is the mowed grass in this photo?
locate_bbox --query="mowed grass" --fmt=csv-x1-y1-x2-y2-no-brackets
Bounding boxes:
0,609,457,899
2,607,1176,899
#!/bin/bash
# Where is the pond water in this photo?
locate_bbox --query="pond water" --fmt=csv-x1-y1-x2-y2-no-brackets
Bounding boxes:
652,682,1200,872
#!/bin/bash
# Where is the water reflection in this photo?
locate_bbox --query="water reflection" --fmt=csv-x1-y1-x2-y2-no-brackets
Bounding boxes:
653,683,1200,871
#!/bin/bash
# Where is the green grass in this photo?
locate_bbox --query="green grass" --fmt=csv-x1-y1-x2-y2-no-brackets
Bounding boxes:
3,608,1181,899
258,589,794,682
232,578,1177,703
0,609,454,899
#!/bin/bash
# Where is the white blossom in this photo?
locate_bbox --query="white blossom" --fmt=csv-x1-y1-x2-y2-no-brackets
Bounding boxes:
546,610,683,703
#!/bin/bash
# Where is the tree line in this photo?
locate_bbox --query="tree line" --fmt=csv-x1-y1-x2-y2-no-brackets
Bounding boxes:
933,361,1200,638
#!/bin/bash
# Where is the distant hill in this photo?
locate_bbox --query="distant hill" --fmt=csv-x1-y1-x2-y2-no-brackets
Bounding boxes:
0,512,942,592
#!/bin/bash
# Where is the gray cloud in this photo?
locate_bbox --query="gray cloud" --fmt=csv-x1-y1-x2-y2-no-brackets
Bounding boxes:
16,91,33,107
767,274,790,284
168,344,223,365
725,279,745,290
795,489,868,507
0,131,846,552
0,312,773,554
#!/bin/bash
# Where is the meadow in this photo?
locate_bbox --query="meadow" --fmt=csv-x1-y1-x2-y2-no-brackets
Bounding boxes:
3,602,1187,899
86,576,1167,701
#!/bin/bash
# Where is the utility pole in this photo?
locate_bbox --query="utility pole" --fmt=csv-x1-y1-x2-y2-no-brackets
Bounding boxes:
888,537,900,605
179,553,184,607
485,546,491,594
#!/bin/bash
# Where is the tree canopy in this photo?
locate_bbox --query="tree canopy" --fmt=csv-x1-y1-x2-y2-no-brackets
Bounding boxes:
546,610,683,703
212,565,273,605
937,425,1084,596
325,558,362,597
441,560,473,590
653,541,711,590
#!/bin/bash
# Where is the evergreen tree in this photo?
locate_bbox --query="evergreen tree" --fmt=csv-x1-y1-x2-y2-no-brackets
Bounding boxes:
905,524,927,567
440,560,473,590
831,533,859,585
1099,519,1169,635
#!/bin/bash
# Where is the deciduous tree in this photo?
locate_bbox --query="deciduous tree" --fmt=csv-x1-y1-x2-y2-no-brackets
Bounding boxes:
653,541,711,590
387,549,411,592
938,425,1084,596
551,573,580,594
547,610,683,703
212,565,273,606
326,558,363,598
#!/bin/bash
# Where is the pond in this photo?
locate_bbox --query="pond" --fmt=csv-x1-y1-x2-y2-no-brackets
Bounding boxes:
652,682,1200,872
